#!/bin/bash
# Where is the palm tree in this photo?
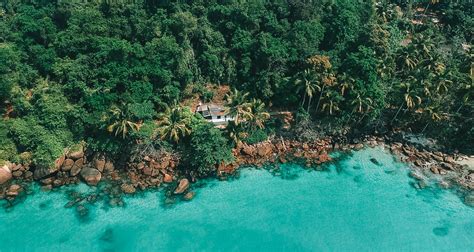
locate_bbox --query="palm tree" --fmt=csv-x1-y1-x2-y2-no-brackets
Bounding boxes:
106,106,141,139
337,73,354,96
224,88,253,125
226,121,247,146
249,99,270,129
397,50,418,71
294,69,320,112
391,82,422,124
320,91,341,116
155,106,192,144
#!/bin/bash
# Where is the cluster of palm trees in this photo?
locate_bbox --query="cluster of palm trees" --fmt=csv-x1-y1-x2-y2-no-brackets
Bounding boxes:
224,89,271,145
291,55,376,123
291,55,336,113
389,32,458,130
105,88,271,145
290,29,468,132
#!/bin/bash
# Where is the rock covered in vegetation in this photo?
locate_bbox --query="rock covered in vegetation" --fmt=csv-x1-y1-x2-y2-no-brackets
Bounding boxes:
67,144,84,160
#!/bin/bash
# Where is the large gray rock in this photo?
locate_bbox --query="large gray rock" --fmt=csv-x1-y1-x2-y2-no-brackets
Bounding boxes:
62,159,74,171
174,178,189,194
0,165,12,185
94,155,106,172
33,166,59,180
80,168,102,186
70,158,84,177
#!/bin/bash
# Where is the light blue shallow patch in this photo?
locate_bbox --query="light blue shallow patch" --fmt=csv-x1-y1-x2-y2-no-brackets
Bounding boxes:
0,147,473,251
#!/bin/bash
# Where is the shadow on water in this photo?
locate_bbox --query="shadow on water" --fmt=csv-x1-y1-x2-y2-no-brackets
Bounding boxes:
433,226,449,236
99,227,118,252
39,200,52,210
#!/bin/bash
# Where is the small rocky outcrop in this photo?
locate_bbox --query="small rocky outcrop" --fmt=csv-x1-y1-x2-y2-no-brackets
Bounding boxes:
174,178,189,194
163,174,173,183
256,142,273,157
121,184,136,194
80,168,102,186
6,184,21,196
0,164,12,185
183,191,195,201
242,144,256,156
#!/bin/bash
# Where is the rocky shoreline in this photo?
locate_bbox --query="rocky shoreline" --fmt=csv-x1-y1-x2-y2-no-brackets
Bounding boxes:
1,133,473,213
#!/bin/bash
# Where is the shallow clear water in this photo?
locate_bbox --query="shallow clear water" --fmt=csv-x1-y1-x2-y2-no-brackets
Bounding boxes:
1,148,473,252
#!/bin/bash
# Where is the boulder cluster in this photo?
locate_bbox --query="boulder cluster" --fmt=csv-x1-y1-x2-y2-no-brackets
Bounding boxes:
233,139,333,170
389,141,473,191
1,134,473,208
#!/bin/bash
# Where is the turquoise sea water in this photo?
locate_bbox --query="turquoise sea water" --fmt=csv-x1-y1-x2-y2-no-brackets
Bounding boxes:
0,147,473,252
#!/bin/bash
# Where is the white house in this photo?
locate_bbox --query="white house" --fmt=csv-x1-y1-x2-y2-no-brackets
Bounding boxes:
195,102,234,125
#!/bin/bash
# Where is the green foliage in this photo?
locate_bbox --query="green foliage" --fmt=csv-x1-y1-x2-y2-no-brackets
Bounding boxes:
243,129,269,145
8,117,66,168
0,43,19,102
186,123,234,177
0,120,19,163
0,0,471,169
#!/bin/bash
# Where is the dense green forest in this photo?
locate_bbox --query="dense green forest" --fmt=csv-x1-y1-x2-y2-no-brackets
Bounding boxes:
0,0,472,176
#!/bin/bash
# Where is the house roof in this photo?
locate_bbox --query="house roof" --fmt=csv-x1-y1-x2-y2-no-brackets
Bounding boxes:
196,103,227,117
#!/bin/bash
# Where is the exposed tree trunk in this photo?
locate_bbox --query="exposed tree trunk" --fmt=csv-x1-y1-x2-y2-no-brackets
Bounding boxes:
345,109,355,125
421,122,430,134
374,111,383,132
315,84,325,113
307,95,312,113
391,102,405,125
301,92,306,108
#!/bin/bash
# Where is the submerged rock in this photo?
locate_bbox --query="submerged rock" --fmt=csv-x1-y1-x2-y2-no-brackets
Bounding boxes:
174,178,189,194
121,184,136,194
183,191,195,201
76,205,89,218
369,158,381,166
464,193,474,207
409,171,423,180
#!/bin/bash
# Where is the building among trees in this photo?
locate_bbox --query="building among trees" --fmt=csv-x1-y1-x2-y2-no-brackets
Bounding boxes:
195,102,233,125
